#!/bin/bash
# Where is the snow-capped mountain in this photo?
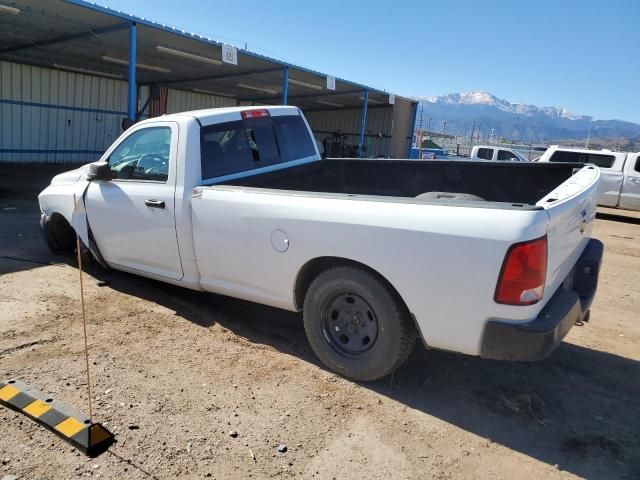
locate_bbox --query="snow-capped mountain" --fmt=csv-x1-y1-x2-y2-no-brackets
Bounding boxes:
415,91,639,140
425,91,591,120
427,91,514,112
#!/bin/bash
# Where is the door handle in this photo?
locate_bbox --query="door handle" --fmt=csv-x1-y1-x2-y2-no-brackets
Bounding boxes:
145,199,165,209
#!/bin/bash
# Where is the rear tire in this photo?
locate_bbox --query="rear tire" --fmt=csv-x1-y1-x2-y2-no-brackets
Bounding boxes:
303,266,416,382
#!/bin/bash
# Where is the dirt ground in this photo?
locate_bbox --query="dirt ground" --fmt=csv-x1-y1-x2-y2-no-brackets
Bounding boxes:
0,165,638,480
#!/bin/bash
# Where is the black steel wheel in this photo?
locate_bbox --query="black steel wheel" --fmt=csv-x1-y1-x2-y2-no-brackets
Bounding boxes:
321,292,379,357
303,266,416,382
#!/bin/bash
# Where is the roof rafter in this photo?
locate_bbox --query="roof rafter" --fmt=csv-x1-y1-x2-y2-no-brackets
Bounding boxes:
0,22,131,54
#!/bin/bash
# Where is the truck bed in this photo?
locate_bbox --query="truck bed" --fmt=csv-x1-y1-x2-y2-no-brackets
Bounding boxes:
222,159,581,206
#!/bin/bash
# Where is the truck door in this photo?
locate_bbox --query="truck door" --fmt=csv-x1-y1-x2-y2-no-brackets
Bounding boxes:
597,154,626,207
84,122,183,280
619,154,640,210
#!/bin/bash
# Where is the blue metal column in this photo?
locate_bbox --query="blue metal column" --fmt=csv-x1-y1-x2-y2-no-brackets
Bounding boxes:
282,66,289,105
127,22,137,121
358,89,369,158
406,101,419,158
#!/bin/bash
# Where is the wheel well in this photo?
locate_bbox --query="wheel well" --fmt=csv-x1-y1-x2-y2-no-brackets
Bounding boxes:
49,212,74,232
47,212,76,249
294,257,408,313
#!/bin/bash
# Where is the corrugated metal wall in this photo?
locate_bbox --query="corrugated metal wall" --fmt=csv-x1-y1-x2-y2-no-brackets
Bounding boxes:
304,106,394,158
0,61,127,163
0,61,236,164
1,60,415,163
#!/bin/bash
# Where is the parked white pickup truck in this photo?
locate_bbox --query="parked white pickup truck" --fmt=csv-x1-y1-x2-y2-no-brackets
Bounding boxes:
536,146,640,211
38,106,603,381
470,145,529,162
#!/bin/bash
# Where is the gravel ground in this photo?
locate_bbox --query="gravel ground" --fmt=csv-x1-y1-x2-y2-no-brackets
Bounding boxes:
0,165,638,479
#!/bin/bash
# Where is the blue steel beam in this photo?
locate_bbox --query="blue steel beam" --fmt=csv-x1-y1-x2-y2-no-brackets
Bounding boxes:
154,67,283,86
298,104,392,113
128,22,137,121
358,90,369,158
282,66,289,105
243,88,365,104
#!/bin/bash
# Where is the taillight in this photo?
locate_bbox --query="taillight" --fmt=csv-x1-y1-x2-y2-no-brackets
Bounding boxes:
495,236,547,305
241,109,270,119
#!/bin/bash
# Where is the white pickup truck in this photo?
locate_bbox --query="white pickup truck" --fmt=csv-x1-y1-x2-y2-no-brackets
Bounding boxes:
536,146,640,211
38,106,603,382
470,145,529,162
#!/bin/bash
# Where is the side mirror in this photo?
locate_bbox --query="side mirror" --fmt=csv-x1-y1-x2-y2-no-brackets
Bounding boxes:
87,161,112,181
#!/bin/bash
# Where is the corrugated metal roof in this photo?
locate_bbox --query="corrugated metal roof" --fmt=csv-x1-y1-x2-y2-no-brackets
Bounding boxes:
0,0,411,110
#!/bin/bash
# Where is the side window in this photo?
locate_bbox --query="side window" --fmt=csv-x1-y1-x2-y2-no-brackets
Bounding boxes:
549,151,579,163
108,127,171,182
477,148,493,160
549,151,615,168
588,155,615,168
497,149,516,161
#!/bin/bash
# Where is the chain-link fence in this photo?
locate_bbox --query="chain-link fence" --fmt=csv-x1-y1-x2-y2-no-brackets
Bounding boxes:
417,133,547,161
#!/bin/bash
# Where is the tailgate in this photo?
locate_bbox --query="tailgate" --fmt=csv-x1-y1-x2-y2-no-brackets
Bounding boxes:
537,165,601,301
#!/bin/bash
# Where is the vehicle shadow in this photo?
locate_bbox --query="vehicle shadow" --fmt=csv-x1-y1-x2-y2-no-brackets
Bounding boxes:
596,211,640,225
91,267,639,480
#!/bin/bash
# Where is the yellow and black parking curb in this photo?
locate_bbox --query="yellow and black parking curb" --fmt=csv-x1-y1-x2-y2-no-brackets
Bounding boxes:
0,379,115,457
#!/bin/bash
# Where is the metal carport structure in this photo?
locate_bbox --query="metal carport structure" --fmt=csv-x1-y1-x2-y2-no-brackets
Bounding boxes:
0,0,418,163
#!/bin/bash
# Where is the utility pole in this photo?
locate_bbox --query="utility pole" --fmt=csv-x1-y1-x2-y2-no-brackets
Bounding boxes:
529,136,533,160
442,121,447,149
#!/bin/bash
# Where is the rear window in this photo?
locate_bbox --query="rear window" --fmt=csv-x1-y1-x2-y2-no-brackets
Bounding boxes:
549,150,615,168
273,115,317,162
477,148,493,160
200,114,316,180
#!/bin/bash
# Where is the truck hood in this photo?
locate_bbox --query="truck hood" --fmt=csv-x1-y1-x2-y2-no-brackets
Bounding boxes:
50,164,91,186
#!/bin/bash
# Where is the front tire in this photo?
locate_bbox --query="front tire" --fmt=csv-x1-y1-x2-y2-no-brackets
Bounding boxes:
42,215,76,253
303,266,416,382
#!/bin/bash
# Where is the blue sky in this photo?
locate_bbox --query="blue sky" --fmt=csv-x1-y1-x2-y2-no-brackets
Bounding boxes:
100,0,640,123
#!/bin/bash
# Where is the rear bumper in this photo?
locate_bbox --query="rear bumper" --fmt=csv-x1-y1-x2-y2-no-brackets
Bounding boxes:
480,238,603,361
